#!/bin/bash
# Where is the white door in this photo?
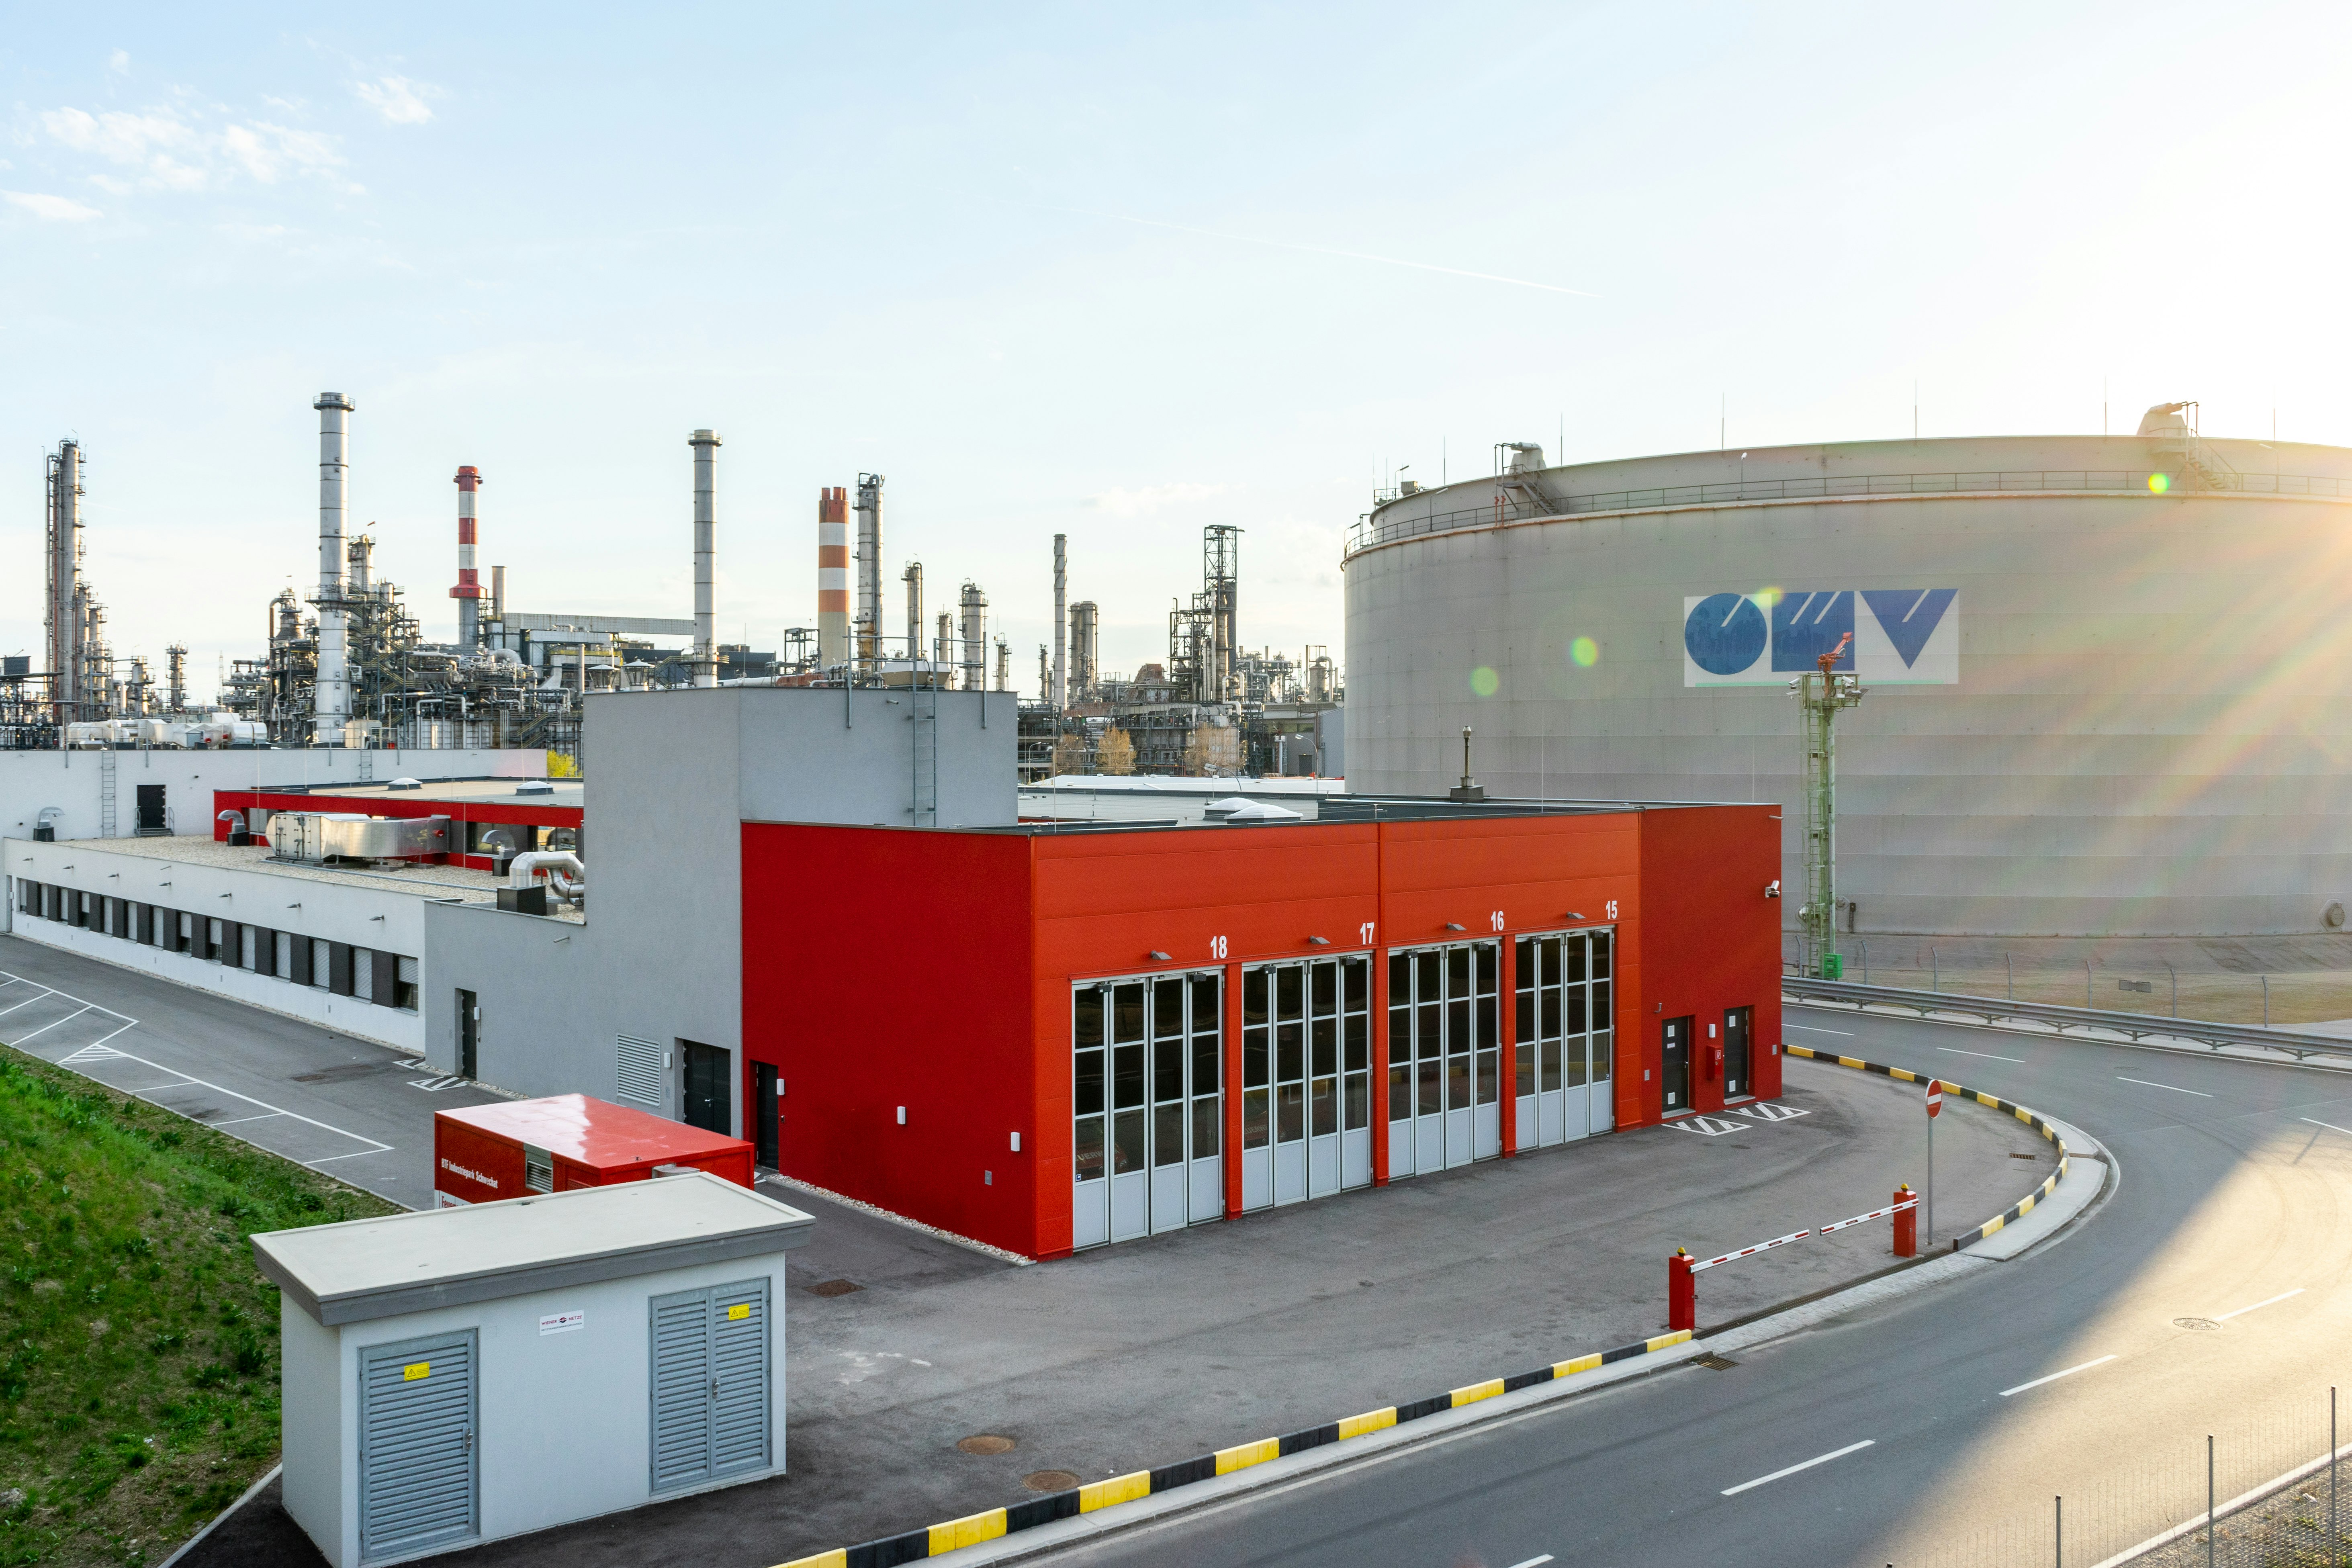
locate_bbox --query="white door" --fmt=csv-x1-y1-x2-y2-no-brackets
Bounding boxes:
1076,972,1227,1248
1512,930,1615,1151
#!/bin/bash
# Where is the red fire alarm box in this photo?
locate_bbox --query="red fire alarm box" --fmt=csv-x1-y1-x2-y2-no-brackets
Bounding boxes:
433,1094,756,1208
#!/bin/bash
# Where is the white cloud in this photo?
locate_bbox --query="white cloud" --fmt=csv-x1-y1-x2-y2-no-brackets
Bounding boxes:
3,190,102,222
33,103,346,192
1085,480,1230,517
107,49,129,74
353,76,437,125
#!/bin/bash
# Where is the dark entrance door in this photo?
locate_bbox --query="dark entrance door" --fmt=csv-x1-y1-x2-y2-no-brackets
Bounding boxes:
682,1042,730,1135
1661,1016,1691,1113
1723,1006,1752,1099
135,784,167,836
753,1063,780,1169
456,990,479,1079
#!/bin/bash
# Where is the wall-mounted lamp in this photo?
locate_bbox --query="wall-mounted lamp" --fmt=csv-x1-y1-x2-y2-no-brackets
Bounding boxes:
107,873,118,879
218,892,232,900
61,865,73,871
369,914,385,922
1444,922,1465,932
1147,951,1172,961
1565,911,1587,920
1763,880,1781,900
1306,935,1331,946
286,903,301,911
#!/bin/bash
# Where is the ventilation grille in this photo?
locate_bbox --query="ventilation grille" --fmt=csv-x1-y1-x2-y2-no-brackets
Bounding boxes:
617,1033,663,1106
523,1144,553,1194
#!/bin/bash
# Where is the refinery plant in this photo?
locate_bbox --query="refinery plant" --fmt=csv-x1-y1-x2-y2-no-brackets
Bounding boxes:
6,394,1343,775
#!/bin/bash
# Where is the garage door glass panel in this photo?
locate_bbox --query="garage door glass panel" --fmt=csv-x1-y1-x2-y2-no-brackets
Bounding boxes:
359,1330,477,1560
1070,989,1108,1248
1109,982,1148,1242
1073,972,1227,1245
1511,928,1616,1149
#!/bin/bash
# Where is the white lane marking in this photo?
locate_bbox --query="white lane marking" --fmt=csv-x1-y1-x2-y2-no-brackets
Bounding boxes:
1721,1439,1874,1496
0,990,57,1017
2117,1075,2213,1098
1506,1558,1555,1568
2216,1288,2306,1323
6,1003,94,1043
1999,1354,2117,1397
208,1112,287,1127
304,1148,390,1166
52,1041,389,1154
2302,1118,2352,1137
1939,1045,2024,1063
1788,1024,1854,1035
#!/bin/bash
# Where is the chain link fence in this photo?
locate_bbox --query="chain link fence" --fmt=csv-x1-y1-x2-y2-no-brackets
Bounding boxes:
1885,1390,2348,1567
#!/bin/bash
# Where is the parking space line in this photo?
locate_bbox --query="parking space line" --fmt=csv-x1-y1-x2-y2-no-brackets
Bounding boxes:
305,1149,389,1166
2117,1076,2212,1098
8,1004,94,1043
1999,1355,2116,1397
45,1039,391,1155
1506,1557,1555,1568
0,990,56,1017
1722,1439,1874,1496
210,1113,287,1127
2216,1288,2305,1323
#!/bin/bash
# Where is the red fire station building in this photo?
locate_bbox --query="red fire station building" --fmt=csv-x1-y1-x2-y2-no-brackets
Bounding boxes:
744,801,1780,1260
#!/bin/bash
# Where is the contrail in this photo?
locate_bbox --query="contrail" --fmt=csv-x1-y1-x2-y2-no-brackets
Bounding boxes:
1091,211,1597,298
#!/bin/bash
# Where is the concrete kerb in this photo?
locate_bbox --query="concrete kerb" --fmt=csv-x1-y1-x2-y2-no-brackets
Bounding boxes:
154,1464,280,1568
1788,994,2352,1077
780,1050,2106,1568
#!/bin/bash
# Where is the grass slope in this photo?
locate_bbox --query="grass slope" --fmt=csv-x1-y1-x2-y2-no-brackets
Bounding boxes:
0,1044,399,1567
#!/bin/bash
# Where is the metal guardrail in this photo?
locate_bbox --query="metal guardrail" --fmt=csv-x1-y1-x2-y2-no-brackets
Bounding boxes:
1785,975,2352,1065
1344,466,2352,556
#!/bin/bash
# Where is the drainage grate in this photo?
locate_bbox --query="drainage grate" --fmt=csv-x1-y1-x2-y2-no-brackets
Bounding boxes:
957,1435,1016,1455
2008,1152,2039,1160
1023,1470,1080,1492
804,1279,863,1298
1691,1351,1740,1370
2174,1316,2221,1331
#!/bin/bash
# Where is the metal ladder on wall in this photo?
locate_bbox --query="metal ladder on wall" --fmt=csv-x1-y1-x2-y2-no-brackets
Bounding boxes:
910,681,938,826
98,752,116,838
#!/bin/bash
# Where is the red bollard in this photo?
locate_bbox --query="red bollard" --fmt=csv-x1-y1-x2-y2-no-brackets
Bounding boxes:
1669,1248,1695,1332
1893,1183,1917,1258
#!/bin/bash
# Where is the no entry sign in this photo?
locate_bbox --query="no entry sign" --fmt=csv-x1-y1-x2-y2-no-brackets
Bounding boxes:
1926,1079,1943,1118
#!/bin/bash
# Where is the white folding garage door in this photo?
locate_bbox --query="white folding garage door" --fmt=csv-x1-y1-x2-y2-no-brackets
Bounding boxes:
648,1279,772,1493
358,1330,479,1561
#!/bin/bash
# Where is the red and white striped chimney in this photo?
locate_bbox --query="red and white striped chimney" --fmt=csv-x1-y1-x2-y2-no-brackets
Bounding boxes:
817,486,849,667
450,466,483,649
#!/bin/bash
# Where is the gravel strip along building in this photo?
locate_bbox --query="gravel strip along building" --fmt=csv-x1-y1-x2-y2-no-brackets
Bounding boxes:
1343,412,2352,937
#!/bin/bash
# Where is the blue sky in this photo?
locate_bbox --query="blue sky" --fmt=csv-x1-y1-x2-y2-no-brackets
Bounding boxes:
3,3,2346,695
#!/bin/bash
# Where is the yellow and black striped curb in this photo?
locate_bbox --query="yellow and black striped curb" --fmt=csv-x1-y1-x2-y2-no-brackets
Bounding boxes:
1784,1043,2072,1247
776,1328,1695,1568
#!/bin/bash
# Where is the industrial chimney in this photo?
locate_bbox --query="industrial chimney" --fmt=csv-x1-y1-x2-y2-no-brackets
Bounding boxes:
689,429,721,689
451,466,483,650
313,393,354,744
817,487,850,668
903,562,924,674
1052,534,1067,714
855,473,884,667
958,581,988,696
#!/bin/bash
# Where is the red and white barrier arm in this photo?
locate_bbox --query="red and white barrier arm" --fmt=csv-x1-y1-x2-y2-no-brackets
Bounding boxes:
1816,1197,1918,1237
1688,1227,1814,1274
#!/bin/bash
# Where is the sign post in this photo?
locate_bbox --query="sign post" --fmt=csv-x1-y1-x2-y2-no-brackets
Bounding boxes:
1925,1078,1943,1246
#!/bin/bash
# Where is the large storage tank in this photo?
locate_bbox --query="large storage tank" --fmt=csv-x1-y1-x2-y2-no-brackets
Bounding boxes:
1343,418,2352,937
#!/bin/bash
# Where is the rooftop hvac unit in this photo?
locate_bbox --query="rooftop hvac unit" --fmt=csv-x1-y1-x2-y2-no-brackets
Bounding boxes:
266,811,452,864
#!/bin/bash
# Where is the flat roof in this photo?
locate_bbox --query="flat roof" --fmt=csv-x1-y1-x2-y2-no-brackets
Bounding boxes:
975,795,1762,836
229,776,584,810
438,1094,751,1167
252,1170,813,1326
49,834,587,920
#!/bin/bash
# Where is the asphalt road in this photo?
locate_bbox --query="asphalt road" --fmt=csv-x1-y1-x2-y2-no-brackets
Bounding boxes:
0,933,508,1208
1038,1007,2352,1568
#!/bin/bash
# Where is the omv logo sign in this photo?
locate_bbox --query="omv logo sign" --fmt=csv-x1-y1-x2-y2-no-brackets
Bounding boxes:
1682,589,1959,687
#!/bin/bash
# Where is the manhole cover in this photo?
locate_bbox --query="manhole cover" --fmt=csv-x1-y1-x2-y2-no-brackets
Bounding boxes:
1691,1352,1739,1371
2174,1317,2221,1331
804,1279,863,1298
1023,1470,1081,1493
957,1435,1016,1456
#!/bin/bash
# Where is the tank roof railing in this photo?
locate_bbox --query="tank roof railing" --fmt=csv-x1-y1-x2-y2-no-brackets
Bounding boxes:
1345,466,2352,558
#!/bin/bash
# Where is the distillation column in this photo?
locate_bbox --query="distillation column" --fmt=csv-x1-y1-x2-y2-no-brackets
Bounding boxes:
45,440,83,723
958,582,988,695
903,562,924,671
818,487,850,668
855,473,884,667
689,429,721,688
313,393,354,744
451,465,483,650
1052,534,1067,713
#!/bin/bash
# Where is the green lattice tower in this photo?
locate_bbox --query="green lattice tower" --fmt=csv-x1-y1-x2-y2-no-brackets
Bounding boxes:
1796,657,1866,979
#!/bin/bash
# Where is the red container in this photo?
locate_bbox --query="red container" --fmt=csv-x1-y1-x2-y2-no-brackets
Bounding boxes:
432,1094,755,1207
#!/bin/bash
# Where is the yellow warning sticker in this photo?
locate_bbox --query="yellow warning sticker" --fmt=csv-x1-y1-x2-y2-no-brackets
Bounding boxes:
727,1304,750,1321
402,1362,430,1381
